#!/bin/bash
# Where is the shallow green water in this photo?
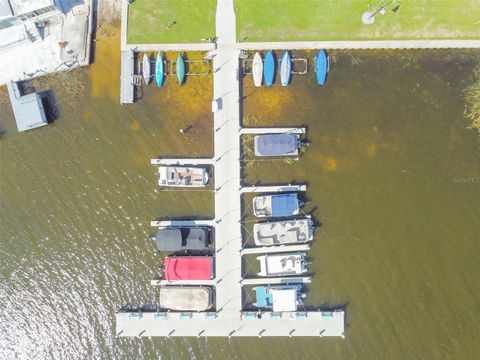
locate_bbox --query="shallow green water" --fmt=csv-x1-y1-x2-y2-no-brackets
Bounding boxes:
1,45,479,359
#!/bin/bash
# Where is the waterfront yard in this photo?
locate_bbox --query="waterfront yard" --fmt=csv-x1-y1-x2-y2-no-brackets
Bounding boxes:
127,0,216,44
235,0,480,41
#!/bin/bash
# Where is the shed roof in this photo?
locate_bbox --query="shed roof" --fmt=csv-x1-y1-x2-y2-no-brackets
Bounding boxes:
7,81,47,132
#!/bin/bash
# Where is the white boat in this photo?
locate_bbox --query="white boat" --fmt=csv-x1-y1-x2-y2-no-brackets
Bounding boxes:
143,53,151,84
280,51,292,86
157,166,209,187
252,52,263,87
254,284,306,311
253,193,300,218
257,252,308,276
253,218,313,246
159,286,213,311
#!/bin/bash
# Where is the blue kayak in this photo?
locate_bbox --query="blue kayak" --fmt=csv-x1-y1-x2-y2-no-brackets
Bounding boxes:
155,52,164,87
280,51,292,86
263,51,275,87
315,49,328,85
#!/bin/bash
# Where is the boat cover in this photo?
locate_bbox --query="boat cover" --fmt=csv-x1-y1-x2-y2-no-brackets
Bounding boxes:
255,286,300,311
164,257,213,280
160,286,212,311
271,194,299,217
255,286,272,308
255,133,298,156
155,228,208,251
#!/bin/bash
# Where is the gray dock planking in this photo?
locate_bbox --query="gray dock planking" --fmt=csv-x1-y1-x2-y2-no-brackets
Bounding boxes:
240,127,306,135
241,276,312,285
150,158,214,165
120,50,135,104
150,220,215,227
240,184,307,194
241,244,310,255
116,0,345,338
150,279,217,286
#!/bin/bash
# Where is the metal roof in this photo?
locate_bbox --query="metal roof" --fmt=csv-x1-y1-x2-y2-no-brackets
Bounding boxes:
6,81,47,132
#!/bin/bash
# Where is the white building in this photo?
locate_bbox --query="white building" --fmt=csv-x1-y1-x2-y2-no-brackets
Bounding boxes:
0,0,92,85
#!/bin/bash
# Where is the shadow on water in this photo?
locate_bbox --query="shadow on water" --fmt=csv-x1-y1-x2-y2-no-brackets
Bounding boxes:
40,90,59,123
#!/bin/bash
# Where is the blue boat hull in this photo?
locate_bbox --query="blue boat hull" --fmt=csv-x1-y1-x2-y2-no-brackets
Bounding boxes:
264,51,275,87
156,54,164,87
315,49,328,85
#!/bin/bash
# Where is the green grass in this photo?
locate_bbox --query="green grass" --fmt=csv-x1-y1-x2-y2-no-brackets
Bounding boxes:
127,0,216,44
235,0,480,41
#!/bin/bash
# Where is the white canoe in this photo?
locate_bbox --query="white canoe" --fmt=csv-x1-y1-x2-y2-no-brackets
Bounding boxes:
143,53,151,84
252,52,263,87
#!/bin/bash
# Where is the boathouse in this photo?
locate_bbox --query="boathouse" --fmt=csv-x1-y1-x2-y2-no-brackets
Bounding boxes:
6,80,48,132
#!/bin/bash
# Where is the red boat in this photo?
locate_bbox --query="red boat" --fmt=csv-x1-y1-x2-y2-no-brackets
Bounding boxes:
164,257,214,281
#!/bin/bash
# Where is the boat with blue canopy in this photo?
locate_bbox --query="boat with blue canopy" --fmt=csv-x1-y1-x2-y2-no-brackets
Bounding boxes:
263,51,275,87
315,49,328,85
155,52,164,87
253,193,300,218
280,51,292,86
176,52,185,85
254,285,306,312
254,133,300,157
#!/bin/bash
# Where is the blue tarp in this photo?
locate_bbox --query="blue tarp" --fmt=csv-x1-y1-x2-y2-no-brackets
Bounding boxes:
255,133,298,156
255,287,273,308
271,194,299,217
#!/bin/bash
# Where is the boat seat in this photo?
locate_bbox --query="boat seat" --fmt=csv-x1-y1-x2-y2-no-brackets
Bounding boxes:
256,231,277,244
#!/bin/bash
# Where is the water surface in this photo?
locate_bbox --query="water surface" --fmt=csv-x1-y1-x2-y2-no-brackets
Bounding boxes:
1,30,479,359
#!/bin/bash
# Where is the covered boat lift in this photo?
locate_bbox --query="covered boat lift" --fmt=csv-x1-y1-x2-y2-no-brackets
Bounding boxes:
153,227,211,252
159,286,214,311
254,218,313,246
257,252,308,276
163,257,214,281
254,285,305,312
254,133,300,157
253,193,300,218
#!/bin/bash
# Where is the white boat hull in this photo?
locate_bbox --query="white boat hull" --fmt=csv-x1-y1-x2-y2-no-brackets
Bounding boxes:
254,218,313,246
143,54,151,84
252,52,263,87
158,166,209,187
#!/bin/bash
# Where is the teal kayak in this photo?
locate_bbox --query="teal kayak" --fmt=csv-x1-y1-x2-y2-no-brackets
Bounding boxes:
176,53,185,85
155,52,164,87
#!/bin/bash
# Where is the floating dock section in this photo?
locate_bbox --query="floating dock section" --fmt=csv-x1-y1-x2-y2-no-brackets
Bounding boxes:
120,50,135,104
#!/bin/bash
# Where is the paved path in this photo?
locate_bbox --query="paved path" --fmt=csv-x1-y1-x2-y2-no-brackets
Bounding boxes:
236,40,480,50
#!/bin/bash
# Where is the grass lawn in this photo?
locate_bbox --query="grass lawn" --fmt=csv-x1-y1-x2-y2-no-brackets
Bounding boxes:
127,0,216,44
235,0,480,41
